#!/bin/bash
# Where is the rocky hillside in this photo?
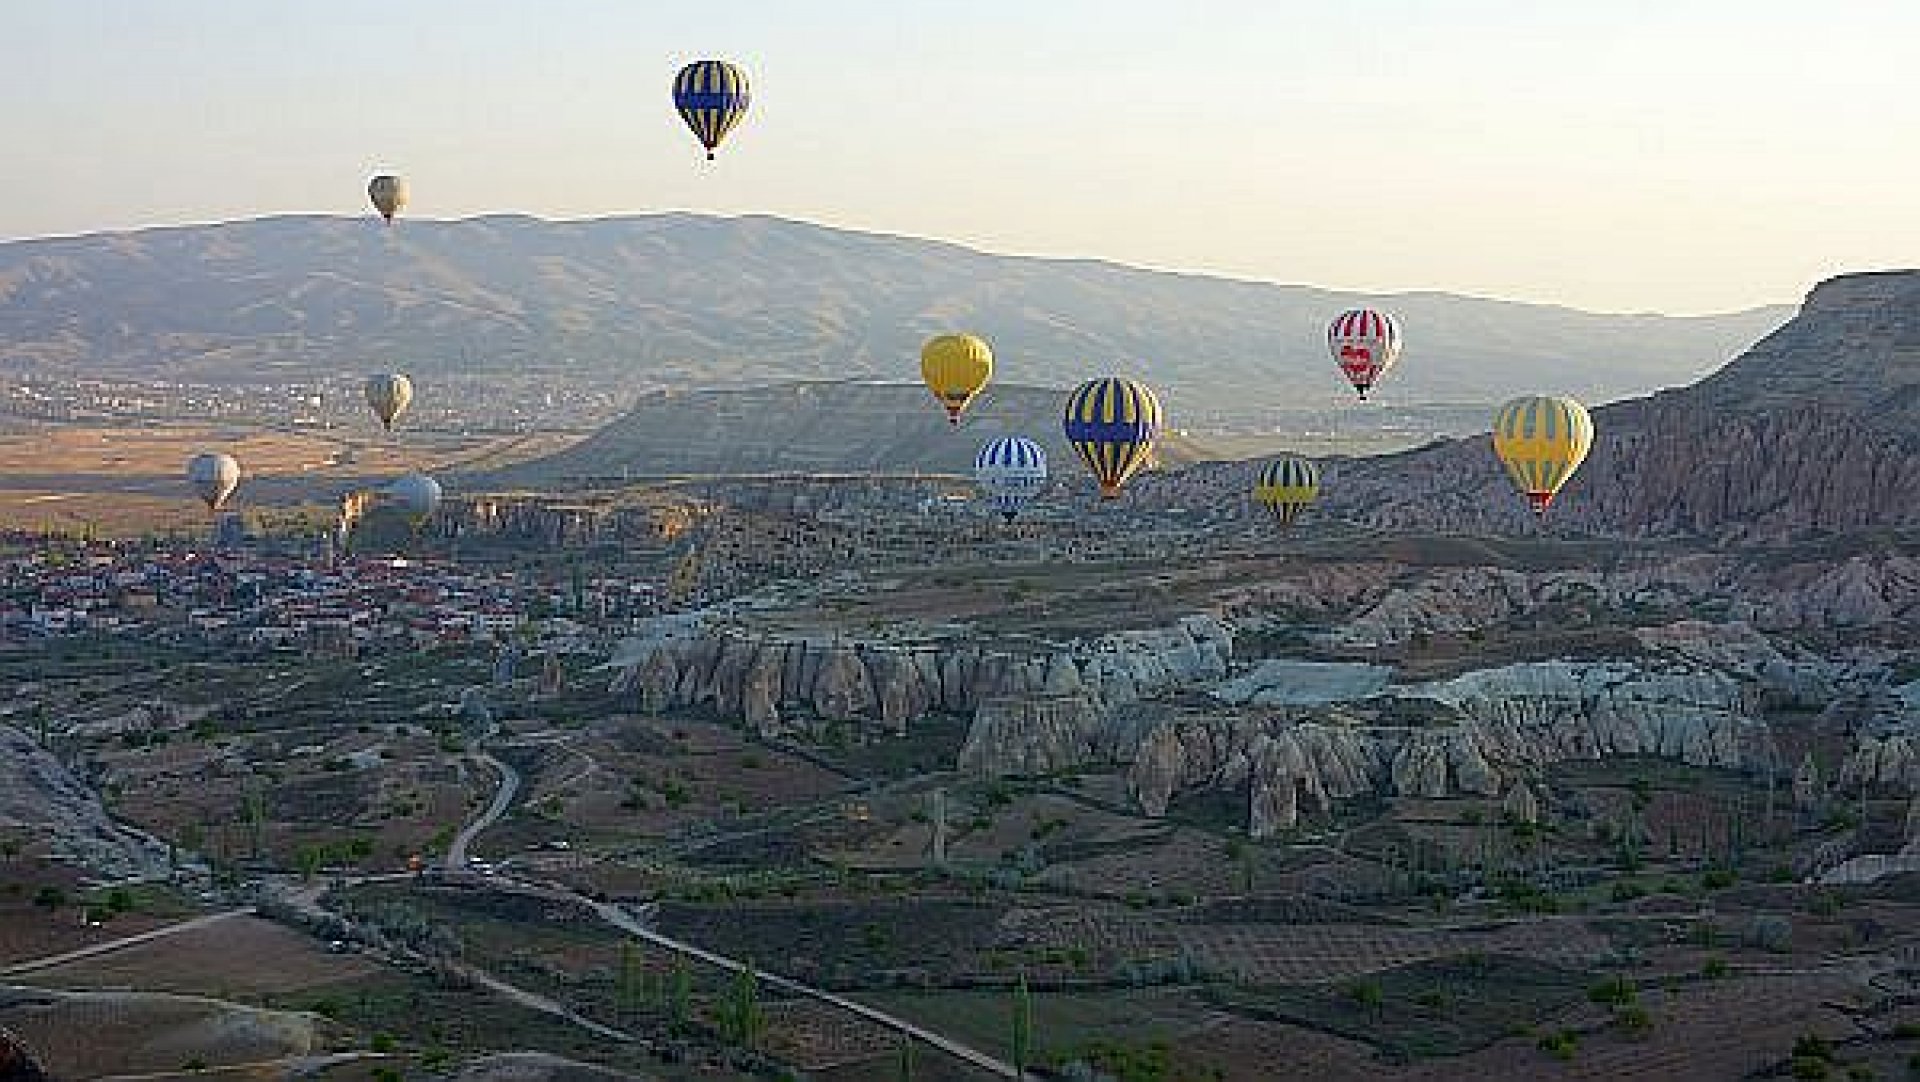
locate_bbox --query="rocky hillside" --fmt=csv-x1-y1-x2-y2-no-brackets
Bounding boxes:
487,380,1221,482
1135,271,1920,540
0,725,171,880
0,213,1785,420
605,544,1917,840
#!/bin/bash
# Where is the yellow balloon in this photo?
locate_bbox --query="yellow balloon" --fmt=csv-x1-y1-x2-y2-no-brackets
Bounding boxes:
920,334,993,424
1492,395,1593,515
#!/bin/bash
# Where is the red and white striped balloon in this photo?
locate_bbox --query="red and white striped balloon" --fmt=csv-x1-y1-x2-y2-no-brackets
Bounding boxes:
1327,308,1404,400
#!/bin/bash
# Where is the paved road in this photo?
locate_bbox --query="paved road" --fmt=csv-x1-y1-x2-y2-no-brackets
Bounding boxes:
1,907,252,977
447,752,519,870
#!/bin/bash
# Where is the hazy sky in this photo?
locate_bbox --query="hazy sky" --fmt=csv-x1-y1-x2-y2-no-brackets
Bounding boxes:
3,1,1915,313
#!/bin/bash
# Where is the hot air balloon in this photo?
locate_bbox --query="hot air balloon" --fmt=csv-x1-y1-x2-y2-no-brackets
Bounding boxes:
365,374,414,432
1062,377,1163,499
385,472,442,524
920,334,993,425
1327,308,1403,400
1492,395,1593,516
673,60,750,161
974,436,1048,522
368,175,409,224
1253,455,1320,528
186,452,241,512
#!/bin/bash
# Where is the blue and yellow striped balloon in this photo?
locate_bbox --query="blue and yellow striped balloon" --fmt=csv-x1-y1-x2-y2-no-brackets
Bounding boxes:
1492,395,1593,515
673,60,751,161
1253,454,1320,528
1062,377,1164,499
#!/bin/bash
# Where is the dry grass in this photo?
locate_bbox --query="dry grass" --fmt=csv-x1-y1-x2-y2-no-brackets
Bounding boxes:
0,987,320,1079
0,421,570,535
19,915,379,999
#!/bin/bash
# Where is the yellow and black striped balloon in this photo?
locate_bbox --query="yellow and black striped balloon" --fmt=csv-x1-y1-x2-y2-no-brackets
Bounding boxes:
1062,377,1164,499
1492,395,1593,515
1253,454,1320,527
673,60,751,161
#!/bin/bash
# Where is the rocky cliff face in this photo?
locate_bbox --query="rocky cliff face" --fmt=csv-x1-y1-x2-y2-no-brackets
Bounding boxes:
948,613,1908,838
0,725,171,880
1273,552,1920,649
1121,658,1778,837
605,614,1231,739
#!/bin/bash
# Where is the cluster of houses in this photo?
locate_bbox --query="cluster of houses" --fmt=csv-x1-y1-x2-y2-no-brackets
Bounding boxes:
0,547,671,658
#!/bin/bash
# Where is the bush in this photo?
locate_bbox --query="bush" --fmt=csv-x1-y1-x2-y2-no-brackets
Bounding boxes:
1537,1029,1578,1061
1611,880,1647,903
1588,975,1637,1007
1791,1058,1831,1080
1613,1004,1654,1035
1702,956,1730,979
1795,1033,1835,1061
1748,915,1794,953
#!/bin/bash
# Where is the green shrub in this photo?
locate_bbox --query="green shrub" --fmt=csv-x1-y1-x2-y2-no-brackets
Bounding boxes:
1537,1029,1578,1061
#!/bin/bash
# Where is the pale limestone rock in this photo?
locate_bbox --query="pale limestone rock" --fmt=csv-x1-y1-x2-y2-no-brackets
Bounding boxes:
1503,783,1540,825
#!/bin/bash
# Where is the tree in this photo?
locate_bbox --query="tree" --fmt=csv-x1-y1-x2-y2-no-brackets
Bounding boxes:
1010,974,1033,1072
669,956,692,1029
1346,979,1385,1023
617,941,642,1023
721,962,764,1049
245,788,268,859
897,1035,917,1081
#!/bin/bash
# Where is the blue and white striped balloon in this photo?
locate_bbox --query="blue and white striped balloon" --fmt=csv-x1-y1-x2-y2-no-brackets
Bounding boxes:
974,436,1049,522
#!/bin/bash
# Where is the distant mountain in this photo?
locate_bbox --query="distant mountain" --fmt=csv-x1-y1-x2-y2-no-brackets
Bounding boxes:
485,380,1214,484
0,213,1788,421
1137,271,1920,541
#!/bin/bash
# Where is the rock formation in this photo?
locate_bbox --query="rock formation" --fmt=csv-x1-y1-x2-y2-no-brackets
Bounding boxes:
607,614,1231,739
1114,658,1779,837
1131,271,1920,541
0,725,171,880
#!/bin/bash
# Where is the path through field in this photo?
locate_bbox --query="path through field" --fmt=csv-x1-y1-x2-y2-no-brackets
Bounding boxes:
0,908,252,978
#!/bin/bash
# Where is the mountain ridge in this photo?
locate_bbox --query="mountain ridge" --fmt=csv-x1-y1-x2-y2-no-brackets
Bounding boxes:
0,212,1789,420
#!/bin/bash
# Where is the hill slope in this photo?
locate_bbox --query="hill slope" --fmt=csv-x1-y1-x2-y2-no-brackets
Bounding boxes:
0,213,1787,420
1137,271,1920,540
485,380,1214,483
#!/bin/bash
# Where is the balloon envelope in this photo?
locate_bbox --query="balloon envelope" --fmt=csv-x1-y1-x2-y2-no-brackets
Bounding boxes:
1327,309,1403,399
365,373,414,431
186,452,241,512
921,334,994,425
974,436,1048,521
1492,395,1593,515
1062,377,1163,499
1253,455,1320,527
385,472,442,522
673,60,750,160
368,175,409,223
